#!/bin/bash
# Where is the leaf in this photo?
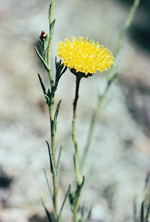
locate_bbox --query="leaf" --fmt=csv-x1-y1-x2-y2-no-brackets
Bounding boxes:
145,201,150,222
55,57,62,71
76,176,85,197
107,73,117,87
140,201,144,222
61,66,67,76
86,206,92,220
53,99,62,132
38,74,46,94
43,167,54,210
145,172,150,191
41,196,54,222
48,3,51,20
35,47,49,72
57,183,71,222
50,18,56,36
56,145,63,195
45,140,55,176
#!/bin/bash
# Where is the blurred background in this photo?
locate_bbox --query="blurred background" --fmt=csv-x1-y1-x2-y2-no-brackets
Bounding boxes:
0,0,150,221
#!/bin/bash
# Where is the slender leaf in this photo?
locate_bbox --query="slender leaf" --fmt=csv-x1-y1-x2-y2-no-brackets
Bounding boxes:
57,183,71,222
145,200,150,222
56,66,67,86
50,19,56,36
69,191,75,210
43,167,54,210
60,66,67,76
48,3,51,20
38,74,46,94
75,176,85,201
86,207,92,220
140,201,144,222
35,47,49,72
145,172,150,191
56,145,63,195
41,196,53,222
48,89,51,98
45,94,50,103
54,99,62,132
45,139,55,176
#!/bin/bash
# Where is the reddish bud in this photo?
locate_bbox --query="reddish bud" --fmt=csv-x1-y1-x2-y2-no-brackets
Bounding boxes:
40,31,47,40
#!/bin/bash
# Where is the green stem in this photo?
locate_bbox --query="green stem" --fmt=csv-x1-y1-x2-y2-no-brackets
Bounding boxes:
49,93,58,221
74,200,79,222
109,0,140,81
80,0,140,171
80,85,108,171
115,0,140,58
72,76,81,183
72,76,82,222
47,1,57,220
47,0,56,88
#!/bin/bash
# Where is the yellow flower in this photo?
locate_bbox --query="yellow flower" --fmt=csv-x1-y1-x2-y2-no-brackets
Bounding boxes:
57,36,114,76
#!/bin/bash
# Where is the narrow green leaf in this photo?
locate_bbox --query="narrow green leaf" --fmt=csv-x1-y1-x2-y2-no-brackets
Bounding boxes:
55,58,62,72
145,172,150,191
53,99,62,132
45,139,55,176
80,175,85,189
55,66,67,86
41,196,53,222
50,18,56,36
57,183,71,222
60,66,67,76
35,47,49,72
56,145,63,195
107,73,117,88
37,74,51,107
145,201,150,222
43,167,54,210
48,4,51,20
48,89,51,98
38,74,46,94
45,94,50,102
140,201,144,222
55,66,63,84
75,176,85,202
86,207,92,220
69,190,75,213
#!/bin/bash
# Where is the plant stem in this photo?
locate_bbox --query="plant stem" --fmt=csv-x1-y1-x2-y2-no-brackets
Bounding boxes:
47,0,56,88
74,199,79,222
72,76,81,183
47,1,57,220
49,93,57,221
72,76,82,222
115,0,140,59
80,0,140,171
80,85,109,171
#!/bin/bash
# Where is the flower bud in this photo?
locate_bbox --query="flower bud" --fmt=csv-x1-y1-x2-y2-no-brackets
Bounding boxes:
40,31,47,40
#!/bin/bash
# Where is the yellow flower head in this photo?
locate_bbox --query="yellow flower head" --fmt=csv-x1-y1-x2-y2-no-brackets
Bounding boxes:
57,36,114,76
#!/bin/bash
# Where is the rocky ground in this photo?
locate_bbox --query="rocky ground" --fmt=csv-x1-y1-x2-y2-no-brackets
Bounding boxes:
0,0,150,221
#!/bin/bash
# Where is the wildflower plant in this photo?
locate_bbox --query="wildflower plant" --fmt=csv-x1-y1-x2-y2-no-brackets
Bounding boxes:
35,0,140,221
